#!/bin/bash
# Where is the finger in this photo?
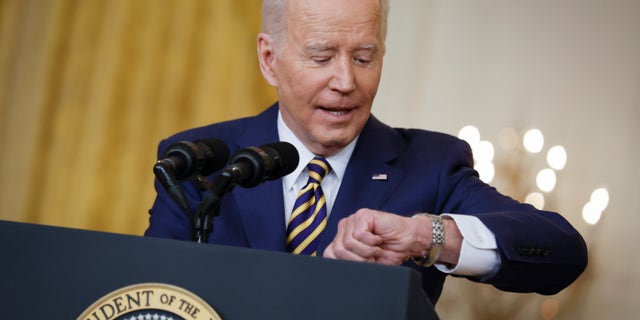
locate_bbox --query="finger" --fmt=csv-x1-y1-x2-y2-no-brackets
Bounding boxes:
370,213,424,254
323,243,336,259
348,208,385,245
352,229,383,246
374,250,409,266
332,244,378,262
329,217,381,262
341,234,381,259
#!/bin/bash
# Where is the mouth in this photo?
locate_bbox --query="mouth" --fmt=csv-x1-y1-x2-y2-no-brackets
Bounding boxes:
318,106,355,117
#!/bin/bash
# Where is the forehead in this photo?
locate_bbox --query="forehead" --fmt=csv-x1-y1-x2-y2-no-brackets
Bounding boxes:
285,0,383,46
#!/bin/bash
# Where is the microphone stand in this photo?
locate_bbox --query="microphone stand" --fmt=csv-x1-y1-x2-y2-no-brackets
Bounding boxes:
193,190,219,243
192,170,236,243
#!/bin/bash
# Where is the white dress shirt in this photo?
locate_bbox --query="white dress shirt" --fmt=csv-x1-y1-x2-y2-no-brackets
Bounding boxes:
277,111,500,277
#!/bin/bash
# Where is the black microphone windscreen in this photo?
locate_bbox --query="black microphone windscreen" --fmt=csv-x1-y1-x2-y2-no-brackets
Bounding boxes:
196,138,230,176
262,141,299,180
161,138,230,180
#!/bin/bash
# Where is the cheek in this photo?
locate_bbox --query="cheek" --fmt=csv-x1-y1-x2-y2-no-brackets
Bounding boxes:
296,70,332,94
358,69,382,97
280,68,325,99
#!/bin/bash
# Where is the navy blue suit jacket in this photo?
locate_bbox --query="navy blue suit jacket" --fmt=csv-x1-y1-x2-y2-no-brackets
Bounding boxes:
146,103,587,304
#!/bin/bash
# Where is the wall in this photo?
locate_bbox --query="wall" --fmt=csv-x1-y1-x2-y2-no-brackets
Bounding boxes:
375,0,640,318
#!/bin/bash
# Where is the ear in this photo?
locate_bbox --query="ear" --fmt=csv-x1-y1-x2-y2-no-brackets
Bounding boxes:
257,33,279,87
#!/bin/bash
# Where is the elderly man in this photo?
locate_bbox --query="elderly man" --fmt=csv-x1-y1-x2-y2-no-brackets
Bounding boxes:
146,0,587,304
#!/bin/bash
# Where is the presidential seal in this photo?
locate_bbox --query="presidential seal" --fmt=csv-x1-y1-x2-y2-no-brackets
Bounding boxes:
78,283,222,320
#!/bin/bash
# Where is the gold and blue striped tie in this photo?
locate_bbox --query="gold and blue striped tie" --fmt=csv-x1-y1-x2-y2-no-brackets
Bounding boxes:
286,157,331,256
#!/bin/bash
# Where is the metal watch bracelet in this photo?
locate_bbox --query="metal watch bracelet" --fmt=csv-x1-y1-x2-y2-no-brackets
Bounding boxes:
411,213,444,267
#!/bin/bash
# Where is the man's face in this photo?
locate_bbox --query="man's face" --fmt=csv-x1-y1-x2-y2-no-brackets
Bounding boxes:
270,0,384,156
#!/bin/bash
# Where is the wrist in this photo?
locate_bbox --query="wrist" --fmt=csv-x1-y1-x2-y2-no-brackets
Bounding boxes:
411,213,444,267
408,214,432,257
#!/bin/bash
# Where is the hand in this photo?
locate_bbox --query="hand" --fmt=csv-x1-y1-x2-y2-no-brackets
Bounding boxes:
323,208,432,266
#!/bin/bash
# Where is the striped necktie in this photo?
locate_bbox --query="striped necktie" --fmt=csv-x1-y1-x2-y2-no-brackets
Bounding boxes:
286,156,331,256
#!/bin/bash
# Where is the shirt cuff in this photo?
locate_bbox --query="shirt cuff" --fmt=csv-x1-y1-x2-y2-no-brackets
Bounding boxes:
435,214,501,278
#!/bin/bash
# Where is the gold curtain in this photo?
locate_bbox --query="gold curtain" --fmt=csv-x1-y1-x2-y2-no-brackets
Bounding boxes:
0,0,276,235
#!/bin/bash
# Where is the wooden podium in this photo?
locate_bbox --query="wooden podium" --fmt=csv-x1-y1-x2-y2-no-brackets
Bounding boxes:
0,220,438,319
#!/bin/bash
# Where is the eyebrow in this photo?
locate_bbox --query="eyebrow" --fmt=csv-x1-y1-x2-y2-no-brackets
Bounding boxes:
305,42,332,53
304,42,379,54
358,43,378,51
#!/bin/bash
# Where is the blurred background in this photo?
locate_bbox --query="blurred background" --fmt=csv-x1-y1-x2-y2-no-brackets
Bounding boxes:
1,0,638,318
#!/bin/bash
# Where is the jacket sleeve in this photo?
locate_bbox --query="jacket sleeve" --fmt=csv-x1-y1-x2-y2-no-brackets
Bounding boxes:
437,139,588,294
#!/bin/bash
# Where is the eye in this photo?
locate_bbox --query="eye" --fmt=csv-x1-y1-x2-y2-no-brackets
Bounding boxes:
353,52,375,65
354,57,371,65
312,56,332,64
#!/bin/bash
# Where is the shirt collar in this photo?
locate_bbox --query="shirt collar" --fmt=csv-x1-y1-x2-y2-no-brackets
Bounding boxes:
277,110,357,191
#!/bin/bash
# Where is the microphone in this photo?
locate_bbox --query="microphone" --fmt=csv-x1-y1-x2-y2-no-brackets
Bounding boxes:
192,141,298,243
217,142,299,190
155,138,230,180
153,138,230,212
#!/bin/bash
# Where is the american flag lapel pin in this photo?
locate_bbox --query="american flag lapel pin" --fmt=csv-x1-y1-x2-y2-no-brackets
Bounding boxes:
371,173,388,181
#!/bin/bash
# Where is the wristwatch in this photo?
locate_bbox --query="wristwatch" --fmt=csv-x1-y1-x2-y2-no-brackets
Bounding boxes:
411,213,444,267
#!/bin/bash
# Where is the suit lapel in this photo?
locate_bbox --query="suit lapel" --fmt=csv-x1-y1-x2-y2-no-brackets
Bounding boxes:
228,107,406,254
318,116,405,253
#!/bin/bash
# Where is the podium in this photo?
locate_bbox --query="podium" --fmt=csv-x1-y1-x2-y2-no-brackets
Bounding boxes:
0,220,438,319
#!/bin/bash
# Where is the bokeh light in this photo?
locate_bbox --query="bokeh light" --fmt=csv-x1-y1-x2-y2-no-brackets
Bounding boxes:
590,188,610,211
475,140,495,163
546,146,567,170
523,129,544,153
475,162,495,183
536,168,556,192
498,127,519,151
525,192,545,210
540,298,560,320
582,187,609,225
458,125,480,149
582,201,602,225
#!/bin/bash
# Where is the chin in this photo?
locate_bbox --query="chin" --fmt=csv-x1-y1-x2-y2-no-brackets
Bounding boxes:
318,136,355,151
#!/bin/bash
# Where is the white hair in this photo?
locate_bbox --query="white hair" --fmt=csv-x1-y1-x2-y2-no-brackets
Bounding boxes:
261,0,390,50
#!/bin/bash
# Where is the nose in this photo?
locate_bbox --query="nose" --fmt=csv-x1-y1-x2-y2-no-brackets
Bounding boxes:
328,57,356,94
